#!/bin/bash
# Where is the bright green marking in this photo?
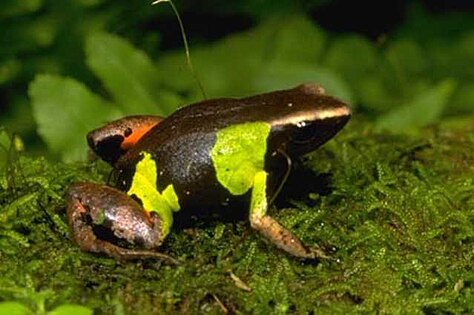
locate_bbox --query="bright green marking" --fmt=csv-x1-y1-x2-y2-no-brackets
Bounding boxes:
250,171,268,218
127,152,180,238
95,208,106,225
162,184,180,213
211,121,271,195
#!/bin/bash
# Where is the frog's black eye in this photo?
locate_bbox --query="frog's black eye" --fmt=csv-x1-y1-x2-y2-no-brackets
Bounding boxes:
124,127,133,137
292,121,318,144
288,114,350,155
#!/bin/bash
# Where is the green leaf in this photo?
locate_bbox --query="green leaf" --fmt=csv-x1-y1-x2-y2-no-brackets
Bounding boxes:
86,32,181,116
355,75,395,112
0,129,11,189
188,18,281,97
270,15,326,64
29,74,122,162
0,128,11,152
374,79,457,133
0,1,42,19
255,62,353,104
156,15,325,100
385,39,428,78
450,82,474,114
0,301,31,315
322,35,379,83
47,304,93,315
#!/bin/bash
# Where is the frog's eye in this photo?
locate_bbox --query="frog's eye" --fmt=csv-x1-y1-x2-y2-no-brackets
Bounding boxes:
288,114,350,155
292,121,318,144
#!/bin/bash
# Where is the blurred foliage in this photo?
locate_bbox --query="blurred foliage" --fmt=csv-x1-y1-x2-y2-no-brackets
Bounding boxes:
0,301,92,315
25,8,474,159
1,0,474,313
0,0,471,158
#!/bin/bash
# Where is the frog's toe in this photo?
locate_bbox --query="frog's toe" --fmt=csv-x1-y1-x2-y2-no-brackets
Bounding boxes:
306,245,332,260
107,246,180,265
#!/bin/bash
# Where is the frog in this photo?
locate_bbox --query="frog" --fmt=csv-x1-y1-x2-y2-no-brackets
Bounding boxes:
66,83,351,263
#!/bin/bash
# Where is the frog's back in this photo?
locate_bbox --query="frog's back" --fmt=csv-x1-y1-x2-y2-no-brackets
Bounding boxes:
116,84,348,222
117,98,259,222
153,85,340,129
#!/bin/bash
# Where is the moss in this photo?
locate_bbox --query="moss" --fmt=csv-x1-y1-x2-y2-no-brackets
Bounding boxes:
0,117,473,314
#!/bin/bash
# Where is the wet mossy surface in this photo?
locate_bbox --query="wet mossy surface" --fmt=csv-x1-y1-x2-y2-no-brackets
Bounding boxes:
1,118,473,314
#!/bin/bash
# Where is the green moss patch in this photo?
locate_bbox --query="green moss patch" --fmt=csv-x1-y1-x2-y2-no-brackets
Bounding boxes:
0,118,473,314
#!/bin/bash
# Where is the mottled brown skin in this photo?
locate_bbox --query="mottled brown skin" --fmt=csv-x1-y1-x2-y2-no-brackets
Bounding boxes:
67,84,351,261
66,182,178,264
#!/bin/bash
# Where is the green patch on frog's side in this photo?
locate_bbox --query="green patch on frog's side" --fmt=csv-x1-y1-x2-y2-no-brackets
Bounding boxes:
211,121,271,195
127,152,180,238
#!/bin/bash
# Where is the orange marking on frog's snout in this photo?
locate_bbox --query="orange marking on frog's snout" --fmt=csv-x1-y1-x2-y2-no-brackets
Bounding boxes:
120,125,156,150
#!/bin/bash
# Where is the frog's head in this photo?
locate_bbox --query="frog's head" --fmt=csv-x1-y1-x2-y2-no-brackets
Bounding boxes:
87,115,163,166
269,84,351,156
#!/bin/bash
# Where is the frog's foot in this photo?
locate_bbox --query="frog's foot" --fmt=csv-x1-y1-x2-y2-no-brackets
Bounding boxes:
68,207,178,264
87,115,163,165
66,182,178,264
250,214,328,260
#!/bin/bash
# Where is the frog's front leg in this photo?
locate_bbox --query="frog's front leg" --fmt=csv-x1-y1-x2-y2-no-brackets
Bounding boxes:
249,171,328,259
66,182,178,264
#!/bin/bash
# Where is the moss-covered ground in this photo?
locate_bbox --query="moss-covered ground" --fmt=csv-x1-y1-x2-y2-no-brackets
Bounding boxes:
1,117,473,314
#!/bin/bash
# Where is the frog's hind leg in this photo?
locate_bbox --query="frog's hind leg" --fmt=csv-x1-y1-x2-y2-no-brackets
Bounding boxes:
249,171,328,259
87,115,163,165
66,182,178,264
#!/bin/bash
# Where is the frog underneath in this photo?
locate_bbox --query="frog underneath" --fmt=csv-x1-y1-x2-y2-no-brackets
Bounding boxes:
66,84,351,262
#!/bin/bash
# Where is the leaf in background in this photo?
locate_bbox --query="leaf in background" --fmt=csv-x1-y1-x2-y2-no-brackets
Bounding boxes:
270,15,326,64
321,34,383,109
0,129,11,173
450,82,474,114
374,79,456,133
0,301,30,315
29,74,122,162
322,35,379,83
187,17,284,97
255,61,353,104
354,75,396,112
156,19,273,99
156,15,327,100
86,32,182,116
47,304,93,315
385,39,428,79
